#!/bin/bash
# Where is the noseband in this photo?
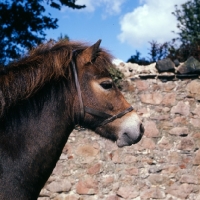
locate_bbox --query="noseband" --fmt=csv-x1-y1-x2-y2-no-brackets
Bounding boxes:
71,55,134,129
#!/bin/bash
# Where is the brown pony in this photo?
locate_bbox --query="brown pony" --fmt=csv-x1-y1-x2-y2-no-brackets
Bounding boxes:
0,40,144,200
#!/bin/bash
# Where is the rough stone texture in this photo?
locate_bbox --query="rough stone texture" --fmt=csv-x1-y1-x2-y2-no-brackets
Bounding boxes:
174,59,180,67
46,180,71,193
156,58,175,72
169,127,189,136
39,70,200,199
171,101,190,116
177,56,200,74
144,121,160,138
186,79,200,100
113,57,200,80
76,177,98,195
140,92,163,105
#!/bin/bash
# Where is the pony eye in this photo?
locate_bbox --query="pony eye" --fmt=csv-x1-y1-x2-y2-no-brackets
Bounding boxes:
100,81,113,90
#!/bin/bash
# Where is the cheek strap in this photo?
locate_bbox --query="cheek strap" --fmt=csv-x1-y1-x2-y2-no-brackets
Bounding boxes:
71,53,134,129
85,106,133,127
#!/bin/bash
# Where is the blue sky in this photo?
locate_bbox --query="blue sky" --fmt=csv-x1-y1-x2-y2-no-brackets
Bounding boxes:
45,0,188,62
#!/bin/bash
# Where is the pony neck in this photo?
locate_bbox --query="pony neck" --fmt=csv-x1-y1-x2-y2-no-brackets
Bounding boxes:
0,82,74,199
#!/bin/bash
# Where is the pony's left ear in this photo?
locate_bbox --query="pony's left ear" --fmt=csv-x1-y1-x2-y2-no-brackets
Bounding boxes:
78,39,101,65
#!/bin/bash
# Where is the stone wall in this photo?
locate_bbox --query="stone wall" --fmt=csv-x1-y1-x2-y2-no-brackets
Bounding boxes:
39,64,200,200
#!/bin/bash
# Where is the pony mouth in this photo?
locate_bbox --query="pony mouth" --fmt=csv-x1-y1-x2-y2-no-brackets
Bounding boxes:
116,132,143,148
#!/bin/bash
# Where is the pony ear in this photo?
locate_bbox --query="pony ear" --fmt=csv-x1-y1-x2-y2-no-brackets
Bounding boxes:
78,39,101,64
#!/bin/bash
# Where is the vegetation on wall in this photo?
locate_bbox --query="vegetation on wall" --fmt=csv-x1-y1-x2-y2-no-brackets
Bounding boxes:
108,67,124,88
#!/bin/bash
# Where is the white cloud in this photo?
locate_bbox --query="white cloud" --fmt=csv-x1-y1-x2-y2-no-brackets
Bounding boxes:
118,0,188,51
101,0,126,16
75,0,125,16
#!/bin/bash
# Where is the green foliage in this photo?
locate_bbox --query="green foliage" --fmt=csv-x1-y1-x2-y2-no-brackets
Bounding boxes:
127,50,150,65
170,0,200,61
127,41,169,65
58,34,70,41
48,0,85,10
0,0,85,65
172,0,200,45
128,0,200,63
168,41,200,62
148,40,169,62
108,67,124,87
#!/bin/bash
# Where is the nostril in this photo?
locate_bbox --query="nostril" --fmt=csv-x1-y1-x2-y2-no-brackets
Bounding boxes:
140,123,145,134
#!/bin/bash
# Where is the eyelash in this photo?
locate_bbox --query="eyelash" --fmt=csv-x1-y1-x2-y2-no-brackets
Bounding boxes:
100,82,113,90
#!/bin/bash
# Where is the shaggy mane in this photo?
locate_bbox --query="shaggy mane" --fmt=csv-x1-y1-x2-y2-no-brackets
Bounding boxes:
0,40,113,116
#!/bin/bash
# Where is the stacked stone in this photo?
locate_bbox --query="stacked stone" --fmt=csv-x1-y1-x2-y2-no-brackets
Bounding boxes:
114,56,200,80
39,58,200,200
